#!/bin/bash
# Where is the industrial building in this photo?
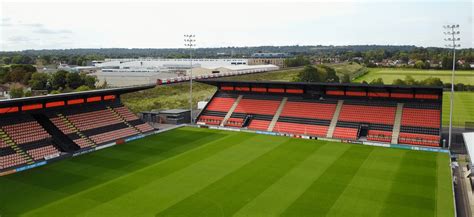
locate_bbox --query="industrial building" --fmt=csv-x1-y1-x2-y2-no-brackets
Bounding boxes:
92,58,278,87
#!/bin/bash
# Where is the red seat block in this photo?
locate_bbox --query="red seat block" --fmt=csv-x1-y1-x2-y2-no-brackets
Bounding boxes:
332,127,358,140
339,105,396,125
248,120,271,131
234,99,280,115
273,122,328,137
401,108,440,128
281,102,336,120
206,97,236,112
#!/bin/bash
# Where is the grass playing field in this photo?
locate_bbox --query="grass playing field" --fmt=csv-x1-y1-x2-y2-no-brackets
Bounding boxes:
443,92,474,127
354,68,474,84
0,127,454,217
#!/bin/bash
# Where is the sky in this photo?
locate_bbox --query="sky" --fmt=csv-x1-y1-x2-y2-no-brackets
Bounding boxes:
0,0,472,51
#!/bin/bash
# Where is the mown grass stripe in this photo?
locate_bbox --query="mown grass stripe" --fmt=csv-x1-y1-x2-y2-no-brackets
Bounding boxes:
436,153,454,217
21,130,256,217
0,128,226,216
156,138,324,216
377,151,440,217
280,145,374,217
61,133,287,217
324,148,407,217
233,142,352,217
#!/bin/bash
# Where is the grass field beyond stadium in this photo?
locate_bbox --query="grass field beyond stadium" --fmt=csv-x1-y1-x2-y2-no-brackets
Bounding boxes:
0,127,454,217
354,68,474,85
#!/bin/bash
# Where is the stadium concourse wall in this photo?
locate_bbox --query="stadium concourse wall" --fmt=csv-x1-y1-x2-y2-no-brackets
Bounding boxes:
0,85,157,177
194,124,450,154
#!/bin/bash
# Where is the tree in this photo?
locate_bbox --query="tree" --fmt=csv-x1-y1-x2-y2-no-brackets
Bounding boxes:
320,65,339,83
6,65,36,84
414,60,424,69
24,90,32,97
419,77,443,87
341,74,351,83
51,70,68,90
9,87,24,98
75,85,91,92
29,72,50,90
0,67,10,83
369,78,384,85
66,72,83,89
284,56,311,67
11,55,33,64
404,75,418,85
81,73,97,88
392,79,406,86
295,65,321,82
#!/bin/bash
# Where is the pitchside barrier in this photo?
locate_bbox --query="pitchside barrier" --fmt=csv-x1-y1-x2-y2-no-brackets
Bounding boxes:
199,124,450,154
1,124,449,177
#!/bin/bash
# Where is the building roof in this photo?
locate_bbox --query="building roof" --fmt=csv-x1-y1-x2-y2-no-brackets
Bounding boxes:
160,109,190,114
197,80,444,93
251,53,291,58
463,132,474,167
0,85,155,107
199,64,278,71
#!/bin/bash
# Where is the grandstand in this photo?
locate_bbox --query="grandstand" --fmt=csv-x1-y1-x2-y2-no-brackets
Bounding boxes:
197,80,443,147
0,85,155,175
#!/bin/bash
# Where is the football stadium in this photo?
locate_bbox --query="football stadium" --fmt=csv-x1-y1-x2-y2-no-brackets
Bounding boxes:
0,80,455,217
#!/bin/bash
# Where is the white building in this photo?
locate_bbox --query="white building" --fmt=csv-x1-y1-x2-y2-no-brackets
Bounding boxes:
95,58,248,69
91,58,278,87
92,71,177,87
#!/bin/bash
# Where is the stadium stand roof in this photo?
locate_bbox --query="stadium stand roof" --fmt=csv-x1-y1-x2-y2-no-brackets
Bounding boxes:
198,80,443,97
463,132,474,168
0,84,155,112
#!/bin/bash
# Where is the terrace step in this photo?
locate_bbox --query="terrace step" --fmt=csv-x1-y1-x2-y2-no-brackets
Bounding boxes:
0,128,34,164
267,97,288,131
391,103,404,144
58,114,96,148
108,106,142,133
221,95,243,127
327,100,344,138
32,113,80,152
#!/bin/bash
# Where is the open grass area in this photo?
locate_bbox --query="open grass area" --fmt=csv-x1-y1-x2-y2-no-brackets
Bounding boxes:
0,127,454,217
354,68,474,84
122,63,365,113
443,91,474,127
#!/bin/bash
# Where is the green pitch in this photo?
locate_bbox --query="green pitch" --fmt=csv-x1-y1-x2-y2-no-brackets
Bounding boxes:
0,127,454,217
443,91,474,127
354,68,474,85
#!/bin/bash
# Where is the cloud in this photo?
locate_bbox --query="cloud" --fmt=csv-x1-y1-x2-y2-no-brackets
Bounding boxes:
22,23,44,28
7,36,35,42
0,17,12,26
1,19,72,34
33,28,72,34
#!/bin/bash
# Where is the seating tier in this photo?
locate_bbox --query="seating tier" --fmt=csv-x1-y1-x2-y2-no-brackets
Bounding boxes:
332,127,358,140
401,108,440,128
248,120,271,131
280,101,336,120
398,132,440,147
234,99,280,115
367,130,392,143
273,122,328,137
338,104,396,125
206,97,236,112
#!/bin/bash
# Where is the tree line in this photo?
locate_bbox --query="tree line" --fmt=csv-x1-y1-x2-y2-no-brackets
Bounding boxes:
1,64,97,98
1,46,472,68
